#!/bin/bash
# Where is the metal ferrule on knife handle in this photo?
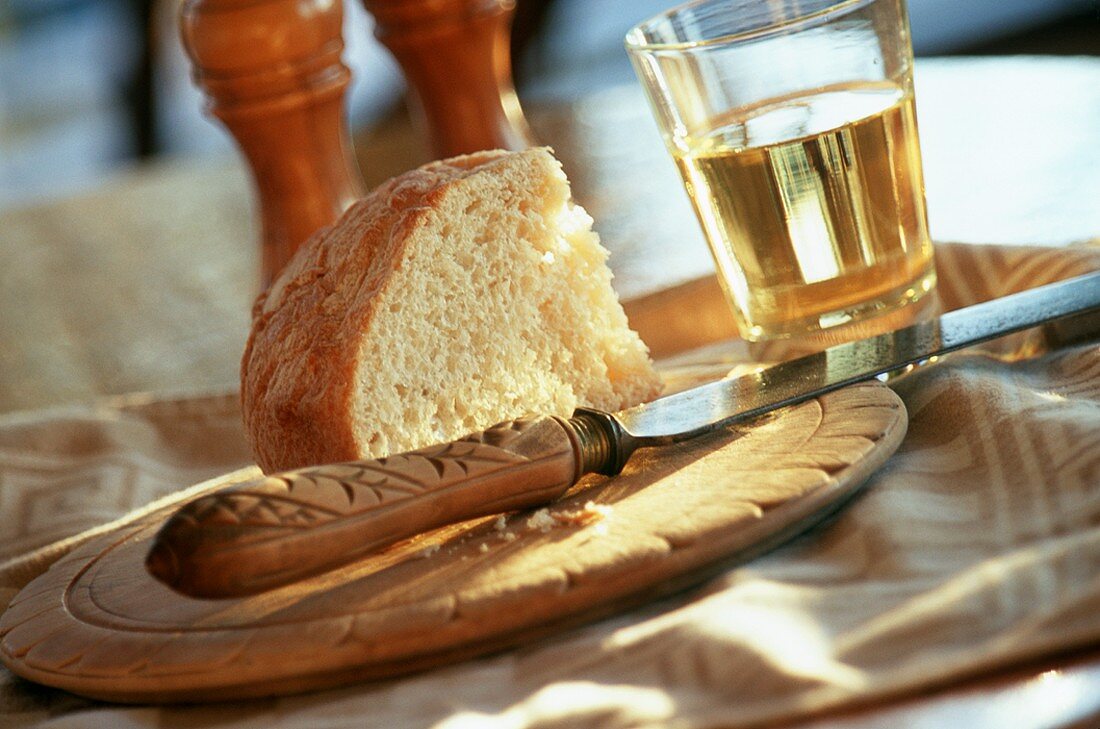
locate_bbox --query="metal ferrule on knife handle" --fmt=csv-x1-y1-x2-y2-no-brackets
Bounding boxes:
147,412,630,598
569,407,639,475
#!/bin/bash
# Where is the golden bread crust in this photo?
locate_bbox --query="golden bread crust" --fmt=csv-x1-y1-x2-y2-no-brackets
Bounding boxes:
241,151,512,472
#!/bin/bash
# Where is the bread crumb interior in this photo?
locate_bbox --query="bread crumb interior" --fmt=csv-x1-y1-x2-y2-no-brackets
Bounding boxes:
350,156,656,457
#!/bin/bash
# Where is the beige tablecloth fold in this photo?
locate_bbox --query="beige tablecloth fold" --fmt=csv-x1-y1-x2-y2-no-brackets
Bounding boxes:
1,241,1098,728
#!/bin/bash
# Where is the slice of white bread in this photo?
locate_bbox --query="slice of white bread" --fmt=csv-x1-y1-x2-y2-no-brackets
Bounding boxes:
241,148,662,473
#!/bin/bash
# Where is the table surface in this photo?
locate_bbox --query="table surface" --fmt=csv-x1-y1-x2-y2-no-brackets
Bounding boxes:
1,55,1099,727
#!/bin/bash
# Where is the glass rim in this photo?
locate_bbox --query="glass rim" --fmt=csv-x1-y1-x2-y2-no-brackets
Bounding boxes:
624,0,879,52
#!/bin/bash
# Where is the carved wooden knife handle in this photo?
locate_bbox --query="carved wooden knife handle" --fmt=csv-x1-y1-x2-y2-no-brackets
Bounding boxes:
147,412,629,598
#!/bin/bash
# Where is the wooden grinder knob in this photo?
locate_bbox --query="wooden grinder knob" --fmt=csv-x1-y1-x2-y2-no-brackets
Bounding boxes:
364,0,535,157
180,0,366,288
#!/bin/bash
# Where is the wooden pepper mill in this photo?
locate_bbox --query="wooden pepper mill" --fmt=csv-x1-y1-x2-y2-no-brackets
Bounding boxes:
364,0,535,157
180,0,366,288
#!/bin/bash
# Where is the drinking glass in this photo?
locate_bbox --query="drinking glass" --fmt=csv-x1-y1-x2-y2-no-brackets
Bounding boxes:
626,0,936,341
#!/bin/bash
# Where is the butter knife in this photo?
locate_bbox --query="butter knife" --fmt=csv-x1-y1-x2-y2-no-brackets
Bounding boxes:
147,272,1100,597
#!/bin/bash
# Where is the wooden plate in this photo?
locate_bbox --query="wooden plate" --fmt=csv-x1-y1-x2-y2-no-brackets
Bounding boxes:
0,382,905,703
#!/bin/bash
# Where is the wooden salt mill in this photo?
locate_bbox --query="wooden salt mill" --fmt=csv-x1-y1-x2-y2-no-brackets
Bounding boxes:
364,0,535,157
180,0,366,289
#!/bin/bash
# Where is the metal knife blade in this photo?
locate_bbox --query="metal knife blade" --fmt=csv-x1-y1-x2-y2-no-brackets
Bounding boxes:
617,271,1100,443
148,272,1100,597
